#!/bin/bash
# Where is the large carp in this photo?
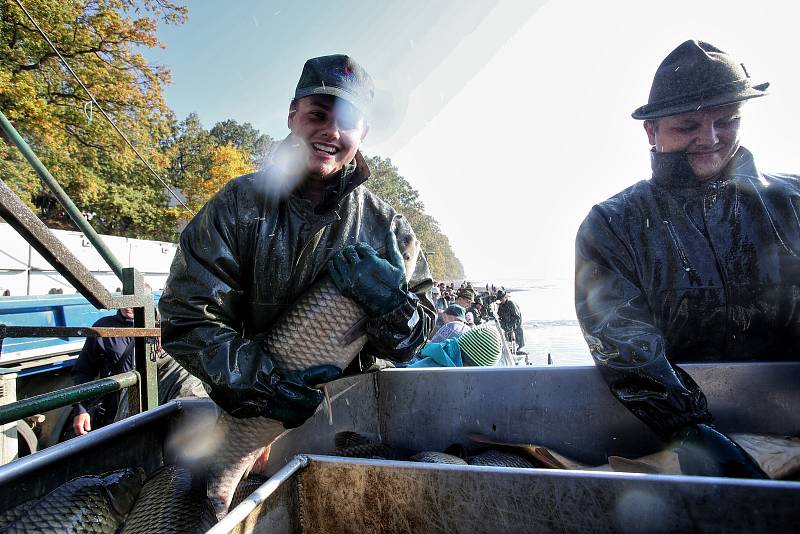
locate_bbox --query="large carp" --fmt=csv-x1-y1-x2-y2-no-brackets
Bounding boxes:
120,465,204,534
468,432,800,478
193,224,421,522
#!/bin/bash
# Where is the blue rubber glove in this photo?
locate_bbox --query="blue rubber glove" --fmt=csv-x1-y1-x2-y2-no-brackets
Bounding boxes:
673,423,767,479
329,231,409,318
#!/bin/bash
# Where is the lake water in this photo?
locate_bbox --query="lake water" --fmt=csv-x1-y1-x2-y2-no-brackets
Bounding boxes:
473,278,593,367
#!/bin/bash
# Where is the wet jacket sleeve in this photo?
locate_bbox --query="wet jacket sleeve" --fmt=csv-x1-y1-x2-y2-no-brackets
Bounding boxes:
361,218,435,365
510,302,522,329
360,236,435,363
71,338,103,415
575,207,712,438
158,191,278,415
363,288,434,363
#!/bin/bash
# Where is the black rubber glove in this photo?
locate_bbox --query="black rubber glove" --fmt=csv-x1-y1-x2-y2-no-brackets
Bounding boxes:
228,364,342,429
673,423,767,479
329,232,409,318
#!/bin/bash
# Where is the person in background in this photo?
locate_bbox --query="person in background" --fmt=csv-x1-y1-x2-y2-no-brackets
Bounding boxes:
496,290,526,355
574,40,800,479
465,311,475,327
70,305,136,436
468,294,484,325
430,304,470,343
411,325,502,368
159,55,434,429
455,287,475,311
431,285,448,313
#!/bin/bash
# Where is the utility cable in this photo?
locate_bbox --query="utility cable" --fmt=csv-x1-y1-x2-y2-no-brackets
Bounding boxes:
12,0,195,216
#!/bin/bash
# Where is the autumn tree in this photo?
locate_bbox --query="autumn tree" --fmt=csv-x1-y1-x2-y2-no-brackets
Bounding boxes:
210,119,275,167
165,114,266,220
0,0,187,240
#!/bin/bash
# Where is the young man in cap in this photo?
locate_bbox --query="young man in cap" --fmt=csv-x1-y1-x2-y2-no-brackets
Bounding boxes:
160,55,434,428
575,40,800,479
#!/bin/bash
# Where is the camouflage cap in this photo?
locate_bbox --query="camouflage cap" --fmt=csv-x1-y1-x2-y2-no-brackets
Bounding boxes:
295,55,375,117
457,287,475,300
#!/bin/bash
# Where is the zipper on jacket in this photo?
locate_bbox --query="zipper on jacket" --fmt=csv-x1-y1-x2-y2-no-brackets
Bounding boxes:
662,220,693,273
702,183,732,351
290,214,339,289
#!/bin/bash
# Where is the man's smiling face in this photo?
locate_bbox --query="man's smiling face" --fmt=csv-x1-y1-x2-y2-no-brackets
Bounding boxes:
645,102,743,180
287,95,368,181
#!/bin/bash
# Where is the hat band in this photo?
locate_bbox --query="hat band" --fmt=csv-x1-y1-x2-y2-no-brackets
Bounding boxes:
641,78,753,115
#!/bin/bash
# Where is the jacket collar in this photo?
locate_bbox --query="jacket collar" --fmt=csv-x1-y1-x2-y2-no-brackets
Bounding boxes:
315,150,370,214
650,145,758,189
271,135,370,214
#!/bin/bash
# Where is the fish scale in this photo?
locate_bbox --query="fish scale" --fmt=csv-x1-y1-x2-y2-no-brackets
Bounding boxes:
468,450,537,469
411,451,468,465
120,465,204,534
2,469,141,534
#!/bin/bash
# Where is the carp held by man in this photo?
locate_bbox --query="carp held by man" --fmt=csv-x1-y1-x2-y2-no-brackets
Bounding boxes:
185,227,422,522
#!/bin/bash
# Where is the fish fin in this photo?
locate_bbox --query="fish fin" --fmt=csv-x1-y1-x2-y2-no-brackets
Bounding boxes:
608,456,660,474
527,447,565,469
250,445,272,476
467,432,506,446
339,318,368,346
242,446,267,480
335,431,373,449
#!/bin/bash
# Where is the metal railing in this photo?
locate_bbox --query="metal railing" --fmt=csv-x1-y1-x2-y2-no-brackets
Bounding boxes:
0,109,160,426
0,371,140,427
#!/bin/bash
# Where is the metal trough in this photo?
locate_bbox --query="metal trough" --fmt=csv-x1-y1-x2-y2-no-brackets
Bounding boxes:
0,363,797,533
215,455,800,534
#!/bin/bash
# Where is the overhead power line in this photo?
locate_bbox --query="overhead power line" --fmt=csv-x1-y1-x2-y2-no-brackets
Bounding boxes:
12,0,195,216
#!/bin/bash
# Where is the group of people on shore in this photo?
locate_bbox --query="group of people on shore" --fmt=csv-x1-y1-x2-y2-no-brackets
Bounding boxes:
410,280,527,368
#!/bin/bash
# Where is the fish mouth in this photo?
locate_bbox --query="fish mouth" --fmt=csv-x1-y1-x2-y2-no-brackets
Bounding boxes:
312,143,339,156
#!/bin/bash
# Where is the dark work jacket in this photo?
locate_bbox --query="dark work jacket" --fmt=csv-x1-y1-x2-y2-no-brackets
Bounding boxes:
159,141,435,416
575,147,800,438
71,311,134,425
497,300,522,331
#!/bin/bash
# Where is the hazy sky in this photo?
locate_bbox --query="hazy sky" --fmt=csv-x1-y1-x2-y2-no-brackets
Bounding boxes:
147,0,800,281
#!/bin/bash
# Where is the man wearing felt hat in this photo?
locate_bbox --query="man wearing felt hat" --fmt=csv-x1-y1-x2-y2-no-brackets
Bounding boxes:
575,40,800,479
160,55,434,429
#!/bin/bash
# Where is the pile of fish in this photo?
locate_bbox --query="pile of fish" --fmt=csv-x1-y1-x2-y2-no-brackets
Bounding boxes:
331,431,800,480
0,466,272,534
0,469,142,534
332,431,538,469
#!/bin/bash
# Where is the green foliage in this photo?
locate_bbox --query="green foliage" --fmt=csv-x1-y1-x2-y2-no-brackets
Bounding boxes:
0,1,463,275
364,155,465,280
0,0,186,239
164,115,274,218
209,119,275,166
